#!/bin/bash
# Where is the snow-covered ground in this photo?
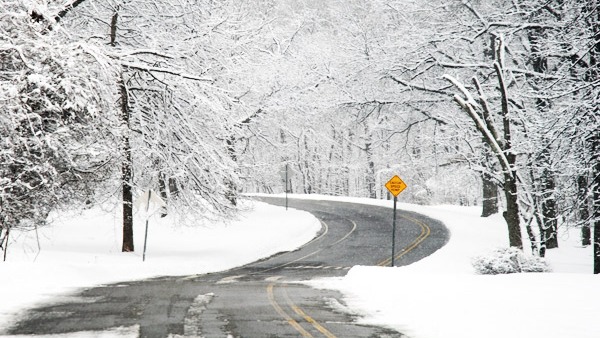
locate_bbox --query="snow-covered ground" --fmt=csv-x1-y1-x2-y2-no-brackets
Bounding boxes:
278,194,599,338
0,199,320,333
1,194,598,338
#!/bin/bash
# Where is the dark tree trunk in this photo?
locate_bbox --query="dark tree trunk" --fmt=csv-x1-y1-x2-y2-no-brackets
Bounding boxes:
481,172,498,217
225,182,237,206
504,170,523,248
536,146,559,252
158,173,168,201
480,34,499,217
168,177,179,197
120,76,134,252
2,226,9,262
325,128,337,194
592,131,600,274
158,173,168,217
112,9,133,252
365,141,376,199
584,0,600,273
579,175,591,246
225,136,237,206
527,23,560,250
541,169,559,249
594,154,600,274
363,123,376,199
496,57,523,249
302,136,312,194
594,199,600,274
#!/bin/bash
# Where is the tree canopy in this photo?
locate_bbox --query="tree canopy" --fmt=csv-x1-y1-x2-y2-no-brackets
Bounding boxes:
1,0,598,270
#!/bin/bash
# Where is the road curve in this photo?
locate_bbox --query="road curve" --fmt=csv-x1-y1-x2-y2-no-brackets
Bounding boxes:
6,197,449,338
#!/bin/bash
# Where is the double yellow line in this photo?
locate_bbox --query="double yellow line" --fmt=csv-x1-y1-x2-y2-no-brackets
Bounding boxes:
267,212,431,337
377,213,431,267
264,218,351,337
267,283,336,338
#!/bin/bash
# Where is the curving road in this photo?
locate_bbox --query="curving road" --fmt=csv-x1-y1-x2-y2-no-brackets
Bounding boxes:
5,197,449,337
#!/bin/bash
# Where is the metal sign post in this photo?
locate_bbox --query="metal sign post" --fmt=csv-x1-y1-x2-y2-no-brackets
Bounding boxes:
385,175,408,267
142,191,152,262
280,164,294,211
391,196,397,267
2,227,9,262
134,189,166,262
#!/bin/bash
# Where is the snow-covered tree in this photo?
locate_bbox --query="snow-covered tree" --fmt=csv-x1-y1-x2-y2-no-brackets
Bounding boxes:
0,1,118,246
381,0,599,262
2,0,272,253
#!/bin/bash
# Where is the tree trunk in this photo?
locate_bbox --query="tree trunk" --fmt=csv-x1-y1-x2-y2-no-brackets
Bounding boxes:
481,171,498,217
592,131,600,274
158,172,168,217
541,168,559,249
445,57,523,249
2,226,9,262
480,34,499,217
528,22,559,249
225,136,237,206
584,0,600,273
120,76,134,252
504,171,522,248
365,142,376,199
496,50,523,249
168,177,179,197
302,136,312,194
325,128,337,194
579,175,591,246
594,154,600,274
111,8,134,253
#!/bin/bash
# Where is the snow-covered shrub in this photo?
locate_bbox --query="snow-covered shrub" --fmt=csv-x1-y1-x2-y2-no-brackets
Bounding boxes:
472,247,550,275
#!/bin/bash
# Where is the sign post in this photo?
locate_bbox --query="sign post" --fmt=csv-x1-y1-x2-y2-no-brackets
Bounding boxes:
134,189,166,262
142,191,152,262
285,163,289,210
385,175,407,267
279,164,294,210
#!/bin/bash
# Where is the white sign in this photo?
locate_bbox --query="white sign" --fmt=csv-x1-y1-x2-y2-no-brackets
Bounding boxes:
279,165,295,182
134,189,166,219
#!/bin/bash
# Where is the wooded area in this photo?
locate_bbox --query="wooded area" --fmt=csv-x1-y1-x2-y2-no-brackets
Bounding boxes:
1,0,599,272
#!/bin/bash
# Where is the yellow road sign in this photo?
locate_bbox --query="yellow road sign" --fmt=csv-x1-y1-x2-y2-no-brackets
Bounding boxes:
385,175,407,197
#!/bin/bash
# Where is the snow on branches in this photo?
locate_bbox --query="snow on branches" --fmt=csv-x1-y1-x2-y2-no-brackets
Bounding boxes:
1,2,118,231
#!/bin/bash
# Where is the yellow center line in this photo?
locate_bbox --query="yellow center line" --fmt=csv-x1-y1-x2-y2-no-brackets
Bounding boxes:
267,283,314,337
265,217,360,337
378,213,431,267
282,284,337,338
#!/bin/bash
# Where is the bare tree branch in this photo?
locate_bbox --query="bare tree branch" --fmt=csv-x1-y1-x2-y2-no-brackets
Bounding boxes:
386,74,453,96
54,0,88,23
121,62,213,82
